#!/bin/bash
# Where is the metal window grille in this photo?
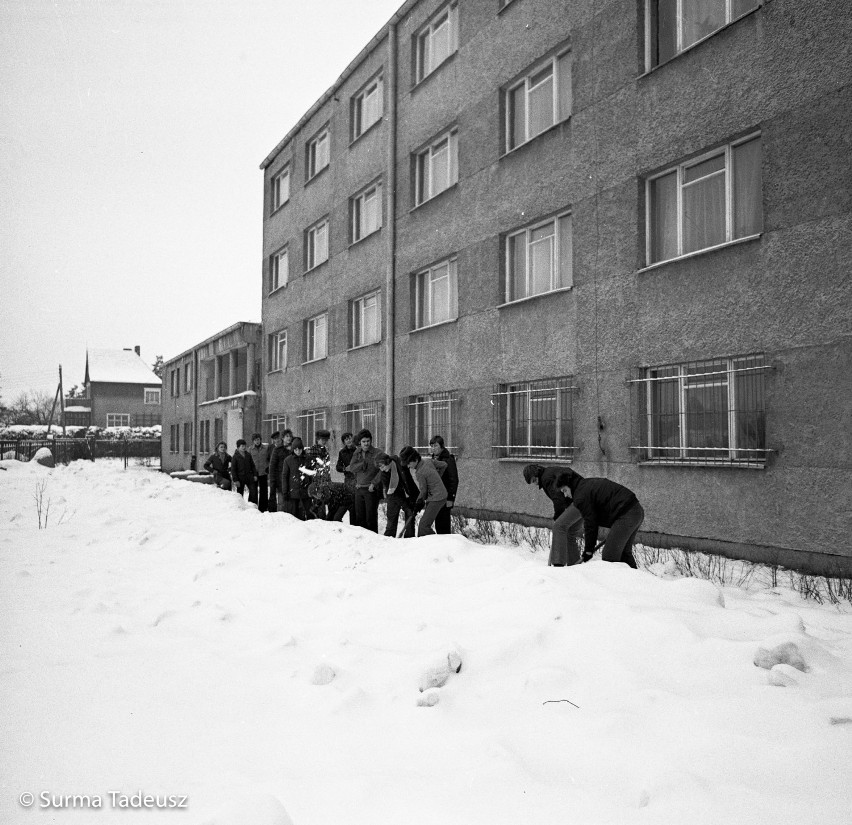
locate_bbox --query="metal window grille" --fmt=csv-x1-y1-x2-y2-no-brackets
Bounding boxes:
261,414,289,436
296,408,328,442
341,401,382,445
491,377,576,459
404,392,459,452
628,354,771,467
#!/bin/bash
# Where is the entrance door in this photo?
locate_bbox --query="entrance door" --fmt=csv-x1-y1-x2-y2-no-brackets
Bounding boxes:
225,408,243,448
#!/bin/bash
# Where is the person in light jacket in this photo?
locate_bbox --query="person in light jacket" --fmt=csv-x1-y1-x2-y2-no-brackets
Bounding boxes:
204,442,232,490
399,446,447,537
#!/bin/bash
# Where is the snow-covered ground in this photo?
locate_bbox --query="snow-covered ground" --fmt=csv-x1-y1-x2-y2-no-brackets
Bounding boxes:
1,460,850,825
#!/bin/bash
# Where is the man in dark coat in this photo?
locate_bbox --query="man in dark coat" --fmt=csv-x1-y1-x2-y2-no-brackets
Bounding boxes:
204,442,232,490
523,463,583,566
230,439,258,504
376,452,419,537
268,429,293,511
557,469,643,568
347,429,383,532
248,433,269,512
429,435,458,535
280,437,312,520
305,429,332,519
335,432,357,525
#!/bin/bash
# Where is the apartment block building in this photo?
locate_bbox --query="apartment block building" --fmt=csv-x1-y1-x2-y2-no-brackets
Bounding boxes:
259,0,851,575
161,322,263,473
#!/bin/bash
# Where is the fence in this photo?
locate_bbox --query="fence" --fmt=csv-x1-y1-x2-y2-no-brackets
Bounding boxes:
0,439,161,467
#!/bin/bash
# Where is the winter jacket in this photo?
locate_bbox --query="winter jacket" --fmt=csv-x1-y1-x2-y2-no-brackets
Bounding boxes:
432,449,458,502
336,445,357,488
249,443,270,477
231,450,257,483
379,456,419,503
203,452,232,482
561,471,640,558
347,445,383,488
412,458,448,504
530,464,577,519
268,445,290,493
281,453,311,501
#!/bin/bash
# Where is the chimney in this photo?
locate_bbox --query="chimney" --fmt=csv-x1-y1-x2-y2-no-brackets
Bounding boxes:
134,345,141,356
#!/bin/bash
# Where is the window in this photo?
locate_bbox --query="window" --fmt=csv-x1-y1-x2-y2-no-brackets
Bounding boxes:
630,354,768,466
144,387,161,405
505,51,571,152
415,2,459,83
107,413,131,428
414,128,458,205
351,181,383,242
214,418,223,447
270,245,289,292
170,368,180,397
505,212,572,302
201,420,211,454
647,134,762,265
297,408,328,441
169,424,177,453
263,413,288,435
272,165,290,210
405,391,458,452
349,291,381,349
412,257,458,330
492,377,576,458
305,219,329,270
268,330,288,372
184,362,192,392
342,401,382,445
352,74,383,139
183,422,192,454
304,313,328,363
647,0,760,69
307,128,330,180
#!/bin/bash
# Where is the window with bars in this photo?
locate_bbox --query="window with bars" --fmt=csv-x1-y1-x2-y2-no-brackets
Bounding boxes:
351,181,382,243
341,401,382,445
297,408,328,442
404,391,458,452
646,0,760,69
505,50,571,152
352,74,383,139
414,2,458,84
647,134,762,265
412,257,458,330
505,212,572,302
492,377,576,458
183,422,192,453
272,165,290,210
270,245,289,292
268,330,287,372
414,128,458,206
305,219,329,271
630,354,769,466
306,128,330,180
262,414,288,436
349,291,381,349
303,313,328,363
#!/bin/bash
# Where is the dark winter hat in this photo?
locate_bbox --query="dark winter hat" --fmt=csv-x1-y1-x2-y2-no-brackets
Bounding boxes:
315,429,331,440
270,431,280,440
523,464,543,484
375,451,392,466
290,437,304,451
355,428,373,442
399,446,420,465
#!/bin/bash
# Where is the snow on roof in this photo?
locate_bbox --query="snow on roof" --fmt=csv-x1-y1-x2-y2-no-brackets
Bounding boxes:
63,406,91,412
86,349,161,385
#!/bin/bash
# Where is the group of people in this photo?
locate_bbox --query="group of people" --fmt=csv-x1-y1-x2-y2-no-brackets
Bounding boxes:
203,428,459,538
203,430,645,565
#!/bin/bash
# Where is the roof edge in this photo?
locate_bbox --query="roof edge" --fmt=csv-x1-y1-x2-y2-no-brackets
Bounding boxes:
164,321,262,366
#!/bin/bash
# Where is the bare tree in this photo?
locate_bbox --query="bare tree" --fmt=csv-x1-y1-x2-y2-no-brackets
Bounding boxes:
3,390,56,425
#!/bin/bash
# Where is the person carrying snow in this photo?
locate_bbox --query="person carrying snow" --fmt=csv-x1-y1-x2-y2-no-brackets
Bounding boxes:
399,446,447,537
305,429,332,519
347,429,383,532
428,435,458,535
230,439,258,504
523,464,583,566
204,442,233,491
376,452,419,538
556,469,643,568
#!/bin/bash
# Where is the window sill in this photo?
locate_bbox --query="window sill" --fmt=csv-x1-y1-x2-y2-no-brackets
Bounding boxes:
270,200,290,217
349,227,382,249
347,340,382,353
302,356,328,366
411,51,458,95
349,117,383,148
497,455,575,464
410,317,458,335
268,283,289,297
637,459,766,470
305,165,329,188
638,5,763,78
498,286,572,309
639,233,762,274
500,117,570,159
267,368,285,375
304,260,329,276
410,182,458,213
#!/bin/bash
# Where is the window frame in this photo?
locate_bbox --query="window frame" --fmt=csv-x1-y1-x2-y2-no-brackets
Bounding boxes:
504,49,572,153
305,218,330,272
270,244,290,292
414,127,459,207
271,164,290,211
297,408,328,440
351,180,383,243
183,422,192,454
414,2,459,85
412,256,459,331
352,73,384,141
405,391,459,452
143,387,161,405
303,312,329,364
349,290,382,350
268,330,288,373
645,133,762,266
341,400,382,446
106,413,131,428
184,362,192,392
504,211,573,304
306,127,330,181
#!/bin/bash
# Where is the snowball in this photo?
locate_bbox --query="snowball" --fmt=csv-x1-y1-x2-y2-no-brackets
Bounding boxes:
312,663,336,685
419,650,463,691
754,642,807,673
417,689,441,707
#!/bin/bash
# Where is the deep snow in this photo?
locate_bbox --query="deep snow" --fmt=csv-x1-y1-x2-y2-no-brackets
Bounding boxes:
1,459,850,825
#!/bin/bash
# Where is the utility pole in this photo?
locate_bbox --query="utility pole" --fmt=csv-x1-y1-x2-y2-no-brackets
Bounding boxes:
59,365,66,436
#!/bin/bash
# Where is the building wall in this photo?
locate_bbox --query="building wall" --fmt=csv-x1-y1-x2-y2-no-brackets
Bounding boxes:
89,382,161,428
260,0,852,574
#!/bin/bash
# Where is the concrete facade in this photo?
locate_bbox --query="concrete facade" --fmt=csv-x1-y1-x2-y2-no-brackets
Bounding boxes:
260,0,852,574
161,322,263,473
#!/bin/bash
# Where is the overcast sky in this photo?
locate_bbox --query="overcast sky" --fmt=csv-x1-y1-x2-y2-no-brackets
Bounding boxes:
0,0,404,401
